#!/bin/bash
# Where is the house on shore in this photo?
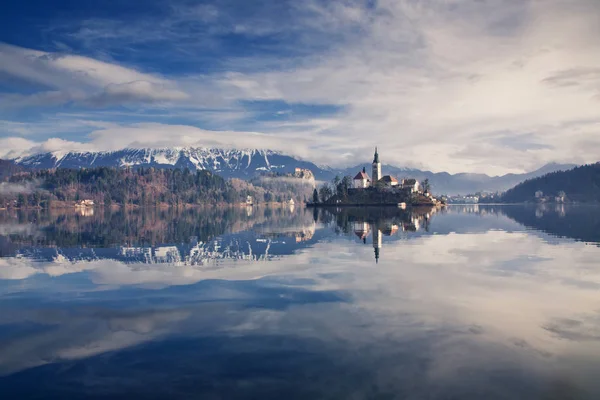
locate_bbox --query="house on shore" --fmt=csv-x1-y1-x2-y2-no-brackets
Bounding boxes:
75,199,94,208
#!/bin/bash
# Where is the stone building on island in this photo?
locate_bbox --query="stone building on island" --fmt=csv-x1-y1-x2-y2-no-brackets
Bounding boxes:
353,148,422,193
353,167,371,189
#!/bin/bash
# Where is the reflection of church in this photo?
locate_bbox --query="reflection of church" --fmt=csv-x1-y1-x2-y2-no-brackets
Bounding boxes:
351,210,432,263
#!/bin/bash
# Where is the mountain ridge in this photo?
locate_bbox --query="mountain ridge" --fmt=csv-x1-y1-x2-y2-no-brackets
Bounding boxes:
9,147,577,194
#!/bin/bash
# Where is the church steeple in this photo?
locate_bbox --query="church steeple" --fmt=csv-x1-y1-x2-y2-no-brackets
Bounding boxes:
372,146,381,183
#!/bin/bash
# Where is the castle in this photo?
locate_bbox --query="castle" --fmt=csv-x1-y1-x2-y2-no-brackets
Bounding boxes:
353,148,421,193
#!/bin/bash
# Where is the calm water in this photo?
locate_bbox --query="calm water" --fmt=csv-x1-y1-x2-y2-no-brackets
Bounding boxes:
0,204,599,399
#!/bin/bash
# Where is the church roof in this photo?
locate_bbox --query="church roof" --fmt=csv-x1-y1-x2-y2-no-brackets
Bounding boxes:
379,175,398,183
354,171,370,180
373,147,379,163
402,178,417,185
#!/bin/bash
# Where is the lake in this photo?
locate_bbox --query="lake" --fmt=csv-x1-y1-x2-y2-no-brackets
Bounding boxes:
0,204,599,399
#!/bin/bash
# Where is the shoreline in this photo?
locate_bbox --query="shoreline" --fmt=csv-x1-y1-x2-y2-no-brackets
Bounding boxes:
306,202,442,208
0,201,302,212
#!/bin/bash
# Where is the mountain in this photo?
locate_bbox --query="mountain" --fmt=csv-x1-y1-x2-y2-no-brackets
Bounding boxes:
12,148,576,194
501,163,600,203
14,148,333,181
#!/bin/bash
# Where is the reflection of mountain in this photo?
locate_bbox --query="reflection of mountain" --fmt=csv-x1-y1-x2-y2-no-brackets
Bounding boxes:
441,204,600,245
319,207,436,262
0,207,314,248
16,232,313,267
0,207,320,262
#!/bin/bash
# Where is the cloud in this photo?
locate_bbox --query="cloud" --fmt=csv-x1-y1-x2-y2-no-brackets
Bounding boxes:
84,81,189,107
1,122,332,160
1,1,600,173
0,43,188,108
0,137,93,159
0,181,40,195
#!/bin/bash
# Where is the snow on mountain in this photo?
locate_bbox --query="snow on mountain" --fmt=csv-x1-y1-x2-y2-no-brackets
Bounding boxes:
13,147,334,180
11,147,578,194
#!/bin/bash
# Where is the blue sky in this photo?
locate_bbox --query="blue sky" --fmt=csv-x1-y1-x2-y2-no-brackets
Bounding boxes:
1,0,599,174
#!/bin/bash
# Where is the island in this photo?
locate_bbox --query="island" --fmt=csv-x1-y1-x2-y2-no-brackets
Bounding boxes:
308,148,444,208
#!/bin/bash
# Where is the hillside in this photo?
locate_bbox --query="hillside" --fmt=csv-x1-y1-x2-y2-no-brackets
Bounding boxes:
501,163,600,203
0,167,310,209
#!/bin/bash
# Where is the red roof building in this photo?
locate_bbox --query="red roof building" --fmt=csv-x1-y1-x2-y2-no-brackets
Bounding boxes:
353,168,371,189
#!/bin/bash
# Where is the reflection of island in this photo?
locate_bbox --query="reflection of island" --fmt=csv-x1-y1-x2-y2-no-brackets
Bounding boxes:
319,207,436,262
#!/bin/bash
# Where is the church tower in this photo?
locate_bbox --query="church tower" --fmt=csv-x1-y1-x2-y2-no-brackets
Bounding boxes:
372,147,381,184
372,225,382,264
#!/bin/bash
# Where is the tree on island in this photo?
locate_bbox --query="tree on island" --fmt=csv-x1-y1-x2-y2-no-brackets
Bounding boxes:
341,176,352,197
421,179,431,194
333,175,352,199
312,188,319,203
318,183,333,202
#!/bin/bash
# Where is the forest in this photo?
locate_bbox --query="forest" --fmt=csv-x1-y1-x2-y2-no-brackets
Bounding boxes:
501,163,600,203
0,167,312,208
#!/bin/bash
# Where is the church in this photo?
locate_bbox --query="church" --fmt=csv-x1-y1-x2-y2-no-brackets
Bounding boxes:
353,148,420,193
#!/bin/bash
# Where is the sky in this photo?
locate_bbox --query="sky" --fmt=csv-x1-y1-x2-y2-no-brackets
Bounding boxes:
0,0,599,175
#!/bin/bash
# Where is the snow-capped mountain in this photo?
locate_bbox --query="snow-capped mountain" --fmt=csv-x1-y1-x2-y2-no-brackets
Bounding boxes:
10,147,577,194
14,147,333,181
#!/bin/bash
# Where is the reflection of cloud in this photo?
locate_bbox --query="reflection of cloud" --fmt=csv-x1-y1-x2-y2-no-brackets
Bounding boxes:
279,229,600,384
2,213,600,394
0,255,299,287
0,258,40,280
543,315,600,342
0,309,190,376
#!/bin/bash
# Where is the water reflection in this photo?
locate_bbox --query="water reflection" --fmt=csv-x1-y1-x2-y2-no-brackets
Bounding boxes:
0,205,599,399
316,206,434,263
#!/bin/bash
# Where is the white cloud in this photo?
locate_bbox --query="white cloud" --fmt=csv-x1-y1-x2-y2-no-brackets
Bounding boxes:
193,0,600,173
1,1,600,173
0,43,188,108
84,81,189,107
0,122,333,160
0,181,40,195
